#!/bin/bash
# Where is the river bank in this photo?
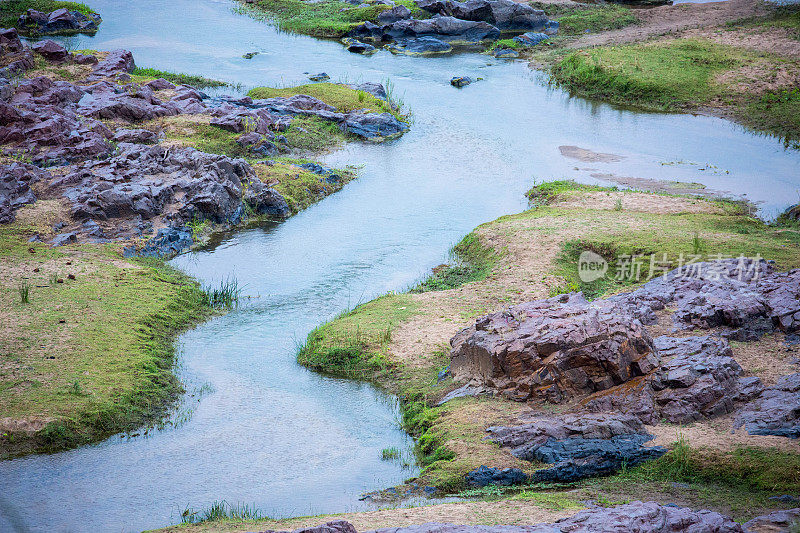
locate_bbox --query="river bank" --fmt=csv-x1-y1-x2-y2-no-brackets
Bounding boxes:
0,28,408,458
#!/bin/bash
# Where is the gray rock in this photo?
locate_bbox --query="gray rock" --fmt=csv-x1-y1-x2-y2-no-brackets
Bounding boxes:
342,112,409,139
18,8,102,35
51,232,77,247
735,373,800,438
514,32,548,45
416,0,550,32
378,5,412,23
0,162,46,223
450,76,473,87
308,72,330,82
387,37,453,56
112,128,159,144
743,508,800,532
493,48,519,59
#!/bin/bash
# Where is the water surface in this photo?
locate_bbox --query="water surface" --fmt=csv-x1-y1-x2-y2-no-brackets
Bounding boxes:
2,0,800,531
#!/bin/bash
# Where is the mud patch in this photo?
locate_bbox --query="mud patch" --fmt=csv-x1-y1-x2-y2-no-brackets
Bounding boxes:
559,145,625,163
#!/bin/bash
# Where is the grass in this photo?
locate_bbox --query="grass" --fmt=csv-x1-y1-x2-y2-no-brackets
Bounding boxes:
526,179,617,205
129,67,229,89
411,232,500,293
0,212,214,458
237,0,427,38
555,4,638,35
1,0,96,31
181,501,265,524
381,446,401,460
17,280,30,304
201,277,241,310
549,39,800,145
729,4,800,40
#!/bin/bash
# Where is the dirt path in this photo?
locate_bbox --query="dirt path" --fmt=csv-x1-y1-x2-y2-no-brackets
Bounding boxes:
566,0,769,48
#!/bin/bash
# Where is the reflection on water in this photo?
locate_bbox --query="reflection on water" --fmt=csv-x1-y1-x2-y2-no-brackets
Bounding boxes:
2,0,800,531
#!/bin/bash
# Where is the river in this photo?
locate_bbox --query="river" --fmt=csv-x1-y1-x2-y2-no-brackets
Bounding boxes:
2,0,800,531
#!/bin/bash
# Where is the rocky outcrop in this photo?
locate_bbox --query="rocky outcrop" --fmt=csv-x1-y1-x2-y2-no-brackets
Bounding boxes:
351,16,501,44
416,0,549,32
387,37,453,56
0,162,47,223
0,28,35,79
31,39,69,62
378,5,413,23
86,49,136,81
449,292,659,402
735,373,800,438
486,413,665,481
55,143,289,228
584,335,761,424
17,8,102,35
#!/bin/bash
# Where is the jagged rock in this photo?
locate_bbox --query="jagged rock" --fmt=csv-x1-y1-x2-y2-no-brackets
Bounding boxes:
17,8,102,35
73,53,98,65
51,232,77,247
416,0,549,31
346,40,377,54
133,227,194,258
348,82,388,99
531,433,667,482
464,465,527,487
145,78,176,91
0,27,25,54
383,16,501,41
210,107,276,133
87,49,135,81
342,112,408,139
56,143,289,231
0,162,47,223
31,40,69,62
378,5,412,23
387,37,453,55
743,508,800,532
584,335,760,424
0,28,34,78
735,373,800,438
450,292,659,402
112,128,159,144
365,502,744,532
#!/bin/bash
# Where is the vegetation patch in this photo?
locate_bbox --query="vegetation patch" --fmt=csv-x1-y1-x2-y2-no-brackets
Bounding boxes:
554,4,638,35
130,67,229,89
0,0,95,30
411,232,500,293
0,210,213,458
237,0,427,38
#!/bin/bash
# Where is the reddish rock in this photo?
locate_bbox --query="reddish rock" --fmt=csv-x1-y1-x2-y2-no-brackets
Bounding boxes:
87,49,135,80
31,39,69,62
449,292,659,402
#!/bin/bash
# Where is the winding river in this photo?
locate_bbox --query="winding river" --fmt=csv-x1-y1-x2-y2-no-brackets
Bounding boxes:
2,0,800,531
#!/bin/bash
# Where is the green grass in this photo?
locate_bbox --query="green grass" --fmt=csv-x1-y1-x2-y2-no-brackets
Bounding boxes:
526,180,617,205
556,5,638,35
181,501,265,524
488,38,521,52
1,0,96,30
728,5,800,40
381,446,401,460
237,0,428,38
129,67,228,89
0,223,213,458
550,39,800,144
411,232,501,293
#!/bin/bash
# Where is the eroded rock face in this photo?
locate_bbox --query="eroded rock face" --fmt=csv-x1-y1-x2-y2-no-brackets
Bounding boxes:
735,373,800,438
0,162,48,223
416,0,549,31
464,465,527,487
0,28,34,79
31,39,69,62
743,508,800,532
450,292,659,402
351,16,500,43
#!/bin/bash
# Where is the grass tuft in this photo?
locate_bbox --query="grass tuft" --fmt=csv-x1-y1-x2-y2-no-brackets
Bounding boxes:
17,280,30,304
130,67,229,89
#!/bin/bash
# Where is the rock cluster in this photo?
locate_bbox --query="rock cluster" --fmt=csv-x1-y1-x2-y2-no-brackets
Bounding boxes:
17,8,102,35
464,465,527,487
735,373,800,438
344,0,557,56
0,163,47,223
486,413,665,482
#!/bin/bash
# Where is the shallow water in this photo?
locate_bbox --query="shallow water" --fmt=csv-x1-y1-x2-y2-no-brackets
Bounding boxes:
2,0,800,531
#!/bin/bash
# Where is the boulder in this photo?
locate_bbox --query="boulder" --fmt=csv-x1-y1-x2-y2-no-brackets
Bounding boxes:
464,465,527,488
493,48,519,58
18,8,101,34
514,32,548,45
383,16,501,42
346,40,377,54
449,292,659,402
0,27,25,54
145,78,176,91
378,5,412,23
134,227,194,258
112,128,159,144
450,76,473,87
735,373,800,438
87,49,135,81
308,72,330,82
73,53,98,65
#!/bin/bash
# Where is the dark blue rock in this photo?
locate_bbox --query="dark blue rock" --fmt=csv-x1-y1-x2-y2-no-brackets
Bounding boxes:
308,72,330,82
51,232,77,247
450,76,473,88
465,465,528,488
532,434,667,483
493,48,519,59
347,41,377,55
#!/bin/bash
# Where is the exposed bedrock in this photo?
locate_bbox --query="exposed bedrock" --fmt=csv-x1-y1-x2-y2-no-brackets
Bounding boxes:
735,373,800,439
17,8,102,35
0,162,48,223
486,413,666,482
